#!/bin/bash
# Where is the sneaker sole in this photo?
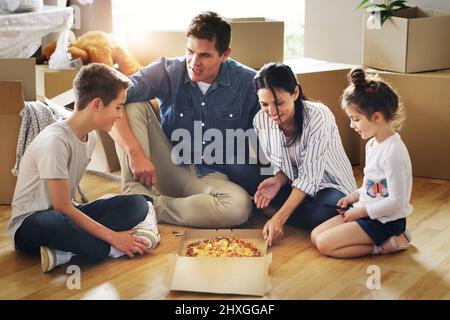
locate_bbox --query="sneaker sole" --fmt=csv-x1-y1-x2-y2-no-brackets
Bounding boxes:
40,246,56,272
134,229,160,249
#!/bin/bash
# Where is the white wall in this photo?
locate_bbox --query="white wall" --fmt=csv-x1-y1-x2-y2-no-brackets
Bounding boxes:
304,0,450,64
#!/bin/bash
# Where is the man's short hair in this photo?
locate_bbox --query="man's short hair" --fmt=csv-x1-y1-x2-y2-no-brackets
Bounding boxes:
186,11,231,55
73,63,131,110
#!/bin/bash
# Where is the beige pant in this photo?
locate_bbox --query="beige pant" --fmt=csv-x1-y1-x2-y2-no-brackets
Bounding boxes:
115,102,252,228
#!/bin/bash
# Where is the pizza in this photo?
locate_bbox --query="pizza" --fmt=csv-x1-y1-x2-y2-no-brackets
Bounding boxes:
186,237,261,257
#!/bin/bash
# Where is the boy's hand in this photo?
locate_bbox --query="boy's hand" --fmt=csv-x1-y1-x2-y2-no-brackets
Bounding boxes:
129,153,157,187
110,230,149,258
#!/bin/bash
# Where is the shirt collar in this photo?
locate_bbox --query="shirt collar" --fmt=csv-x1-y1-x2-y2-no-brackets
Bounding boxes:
183,60,231,87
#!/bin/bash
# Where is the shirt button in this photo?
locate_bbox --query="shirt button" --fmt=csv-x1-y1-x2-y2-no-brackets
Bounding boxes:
202,141,206,145
180,113,184,117
229,114,233,118
201,122,205,127
201,102,206,106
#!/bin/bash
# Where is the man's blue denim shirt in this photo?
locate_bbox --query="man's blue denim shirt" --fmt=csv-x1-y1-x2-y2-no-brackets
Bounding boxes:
126,57,260,176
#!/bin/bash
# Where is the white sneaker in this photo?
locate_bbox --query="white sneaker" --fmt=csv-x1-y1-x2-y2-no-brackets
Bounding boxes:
133,228,159,250
134,201,160,248
40,246,73,272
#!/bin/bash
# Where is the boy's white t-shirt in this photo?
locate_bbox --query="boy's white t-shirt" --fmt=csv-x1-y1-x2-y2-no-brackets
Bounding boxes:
6,120,97,238
355,133,413,223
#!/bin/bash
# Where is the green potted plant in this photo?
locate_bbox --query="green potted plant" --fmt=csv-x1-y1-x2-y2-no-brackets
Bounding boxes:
357,0,409,25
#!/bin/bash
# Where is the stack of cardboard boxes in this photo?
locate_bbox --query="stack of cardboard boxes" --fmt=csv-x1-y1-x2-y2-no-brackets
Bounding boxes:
361,6,450,180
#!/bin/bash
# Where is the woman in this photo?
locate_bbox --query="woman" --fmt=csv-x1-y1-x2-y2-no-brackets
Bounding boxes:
253,63,356,245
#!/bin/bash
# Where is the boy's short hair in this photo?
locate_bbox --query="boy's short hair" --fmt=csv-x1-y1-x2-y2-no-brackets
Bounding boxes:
73,63,131,110
186,11,231,55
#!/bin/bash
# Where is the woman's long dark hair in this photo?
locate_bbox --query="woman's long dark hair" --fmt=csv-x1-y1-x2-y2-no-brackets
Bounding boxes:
254,62,307,146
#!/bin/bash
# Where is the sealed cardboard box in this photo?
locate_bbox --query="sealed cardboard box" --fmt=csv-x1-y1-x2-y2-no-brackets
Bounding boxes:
70,0,112,37
289,58,359,165
0,58,36,101
36,65,79,99
360,68,450,180
126,30,187,67
127,17,284,70
363,7,450,73
228,17,284,70
166,229,272,296
0,81,24,204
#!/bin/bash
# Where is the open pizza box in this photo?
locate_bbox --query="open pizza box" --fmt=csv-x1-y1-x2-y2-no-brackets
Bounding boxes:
165,229,272,297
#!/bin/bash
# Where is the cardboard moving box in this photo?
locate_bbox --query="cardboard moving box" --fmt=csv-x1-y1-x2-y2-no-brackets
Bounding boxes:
228,17,284,70
166,229,272,296
363,7,450,73
0,81,24,204
36,65,79,99
0,59,36,101
127,30,187,67
127,17,284,70
362,68,450,180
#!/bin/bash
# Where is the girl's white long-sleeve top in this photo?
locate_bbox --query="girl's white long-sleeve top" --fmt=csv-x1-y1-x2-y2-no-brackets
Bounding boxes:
356,134,413,223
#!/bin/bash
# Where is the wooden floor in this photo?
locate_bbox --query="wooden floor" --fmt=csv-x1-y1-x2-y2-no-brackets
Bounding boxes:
0,167,449,300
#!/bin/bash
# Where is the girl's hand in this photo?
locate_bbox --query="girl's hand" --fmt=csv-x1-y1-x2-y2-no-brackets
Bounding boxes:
337,194,356,215
263,213,286,246
254,177,282,209
343,207,364,223
109,230,149,258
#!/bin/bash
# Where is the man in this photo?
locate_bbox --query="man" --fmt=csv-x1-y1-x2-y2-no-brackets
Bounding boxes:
112,12,262,228
8,64,159,273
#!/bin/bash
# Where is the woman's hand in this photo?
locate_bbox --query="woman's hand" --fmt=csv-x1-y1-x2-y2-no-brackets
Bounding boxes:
263,213,287,246
254,177,282,209
109,229,149,258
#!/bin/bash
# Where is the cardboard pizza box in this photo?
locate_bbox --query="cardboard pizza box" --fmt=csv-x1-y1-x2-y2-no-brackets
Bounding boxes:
166,229,272,297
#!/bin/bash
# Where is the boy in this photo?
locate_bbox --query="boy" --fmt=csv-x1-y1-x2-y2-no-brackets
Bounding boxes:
7,63,159,272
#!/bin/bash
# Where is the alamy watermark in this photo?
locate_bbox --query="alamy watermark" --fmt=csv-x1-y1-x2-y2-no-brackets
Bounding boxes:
66,265,81,290
170,122,274,175
366,265,381,290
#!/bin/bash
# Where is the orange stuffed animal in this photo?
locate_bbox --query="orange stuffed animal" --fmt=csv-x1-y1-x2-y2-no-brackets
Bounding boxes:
39,31,143,76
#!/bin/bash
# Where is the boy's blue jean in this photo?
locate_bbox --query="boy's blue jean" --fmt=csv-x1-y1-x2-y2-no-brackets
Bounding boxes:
14,195,148,263
271,186,345,231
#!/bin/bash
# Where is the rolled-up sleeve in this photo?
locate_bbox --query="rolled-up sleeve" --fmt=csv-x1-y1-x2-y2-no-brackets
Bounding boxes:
292,108,332,196
126,57,171,103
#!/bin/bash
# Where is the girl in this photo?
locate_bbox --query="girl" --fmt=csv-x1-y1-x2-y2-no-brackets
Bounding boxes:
253,63,356,246
311,68,413,258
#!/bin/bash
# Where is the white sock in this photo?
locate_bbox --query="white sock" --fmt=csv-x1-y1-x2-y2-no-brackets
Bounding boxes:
109,246,125,259
55,249,74,266
372,245,380,255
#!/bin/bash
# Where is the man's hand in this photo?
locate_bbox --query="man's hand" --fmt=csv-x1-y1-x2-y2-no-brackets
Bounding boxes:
254,177,282,209
109,229,149,258
128,152,157,187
